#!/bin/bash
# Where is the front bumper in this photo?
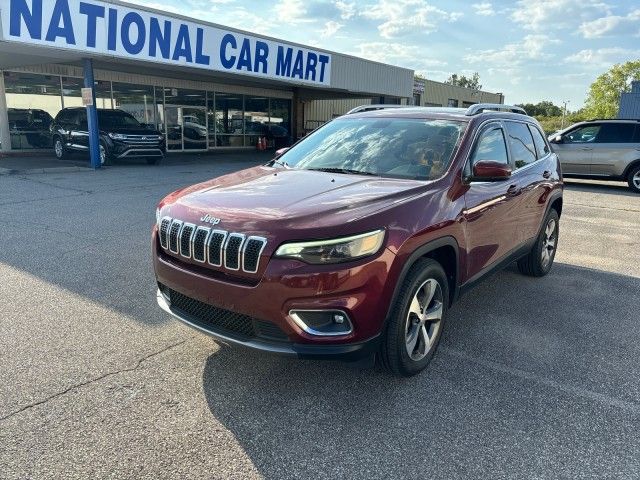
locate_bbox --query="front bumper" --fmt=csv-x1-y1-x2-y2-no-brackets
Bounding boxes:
157,288,380,360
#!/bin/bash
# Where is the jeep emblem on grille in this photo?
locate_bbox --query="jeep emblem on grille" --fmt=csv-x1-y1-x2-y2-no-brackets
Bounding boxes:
200,214,221,226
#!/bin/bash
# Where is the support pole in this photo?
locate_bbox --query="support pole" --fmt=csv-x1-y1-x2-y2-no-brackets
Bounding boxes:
83,58,101,169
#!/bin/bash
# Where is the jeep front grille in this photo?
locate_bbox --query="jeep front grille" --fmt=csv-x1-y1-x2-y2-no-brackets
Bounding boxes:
159,217,267,274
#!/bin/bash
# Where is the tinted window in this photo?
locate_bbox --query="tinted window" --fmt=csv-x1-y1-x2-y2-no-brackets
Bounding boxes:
279,118,465,180
505,121,536,168
596,123,636,143
470,126,509,166
528,124,550,158
98,110,141,129
565,125,600,143
634,126,640,143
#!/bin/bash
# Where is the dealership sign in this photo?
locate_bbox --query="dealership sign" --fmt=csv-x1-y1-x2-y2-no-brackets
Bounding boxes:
1,0,332,86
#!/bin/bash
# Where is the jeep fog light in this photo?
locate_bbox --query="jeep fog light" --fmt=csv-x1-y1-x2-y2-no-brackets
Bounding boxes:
274,230,385,264
289,310,353,336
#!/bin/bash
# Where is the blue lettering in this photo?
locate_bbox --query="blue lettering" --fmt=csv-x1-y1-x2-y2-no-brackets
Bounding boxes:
9,0,42,39
291,50,304,79
305,52,317,81
172,24,192,62
276,46,292,77
107,8,117,51
149,18,171,59
318,54,329,83
79,2,104,48
236,38,252,72
194,28,210,66
220,33,236,69
45,0,75,44
254,41,268,74
121,12,146,55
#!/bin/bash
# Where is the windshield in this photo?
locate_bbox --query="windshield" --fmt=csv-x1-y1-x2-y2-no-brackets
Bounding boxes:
98,110,142,129
278,117,465,180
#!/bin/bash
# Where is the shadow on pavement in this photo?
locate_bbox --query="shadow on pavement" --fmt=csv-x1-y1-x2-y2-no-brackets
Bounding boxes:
563,178,636,198
201,262,640,479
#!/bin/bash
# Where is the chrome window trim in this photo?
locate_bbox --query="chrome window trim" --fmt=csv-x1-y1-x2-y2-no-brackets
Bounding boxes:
242,236,268,273
159,216,172,250
192,226,211,263
168,219,183,254
207,229,228,267
180,223,196,259
224,233,246,271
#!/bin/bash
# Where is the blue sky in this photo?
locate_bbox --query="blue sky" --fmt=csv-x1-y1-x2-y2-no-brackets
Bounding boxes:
130,0,640,110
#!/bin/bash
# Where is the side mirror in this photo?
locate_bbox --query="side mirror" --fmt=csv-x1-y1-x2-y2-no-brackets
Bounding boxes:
274,147,290,158
472,160,512,181
550,135,562,144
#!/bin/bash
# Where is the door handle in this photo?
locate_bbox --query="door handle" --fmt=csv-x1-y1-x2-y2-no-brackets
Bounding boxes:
506,184,520,196
542,170,551,179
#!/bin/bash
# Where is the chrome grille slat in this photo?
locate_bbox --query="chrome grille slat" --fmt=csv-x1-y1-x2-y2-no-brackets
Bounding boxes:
159,216,265,273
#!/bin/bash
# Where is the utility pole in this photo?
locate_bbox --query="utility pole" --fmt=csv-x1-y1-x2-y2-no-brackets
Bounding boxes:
561,100,570,129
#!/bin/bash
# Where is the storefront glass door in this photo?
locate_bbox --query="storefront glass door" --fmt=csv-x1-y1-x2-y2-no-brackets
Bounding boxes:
164,106,207,151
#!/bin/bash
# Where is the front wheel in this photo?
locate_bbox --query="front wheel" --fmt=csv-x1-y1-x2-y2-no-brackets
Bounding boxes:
627,165,640,193
379,258,448,377
146,156,163,165
517,209,559,277
53,137,67,160
98,142,113,166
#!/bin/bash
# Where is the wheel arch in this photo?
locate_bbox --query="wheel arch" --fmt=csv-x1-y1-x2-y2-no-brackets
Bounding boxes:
385,236,460,328
622,159,640,180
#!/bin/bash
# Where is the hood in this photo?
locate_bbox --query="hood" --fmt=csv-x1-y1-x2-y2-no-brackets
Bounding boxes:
103,127,162,136
160,166,429,237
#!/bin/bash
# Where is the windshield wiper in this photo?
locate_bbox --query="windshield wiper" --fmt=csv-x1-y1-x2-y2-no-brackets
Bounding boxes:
306,167,379,176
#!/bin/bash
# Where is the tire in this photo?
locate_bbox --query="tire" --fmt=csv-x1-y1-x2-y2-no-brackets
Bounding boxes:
147,156,162,165
379,258,449,377
99,142,113,166
517,209,560,277
627,164,640,193
53,136,67,160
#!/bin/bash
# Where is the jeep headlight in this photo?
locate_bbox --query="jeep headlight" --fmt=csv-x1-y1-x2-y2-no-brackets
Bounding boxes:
274,230,385,264
108,133,126,140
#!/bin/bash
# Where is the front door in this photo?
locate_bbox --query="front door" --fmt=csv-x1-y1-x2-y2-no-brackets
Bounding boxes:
590,122,637,176
463,122,521,281
553,124,600,174
165,106,208,152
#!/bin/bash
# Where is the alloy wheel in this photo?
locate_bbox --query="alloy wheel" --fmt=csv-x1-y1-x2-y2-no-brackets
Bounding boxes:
405,278,443,361
633,171,640,190
541,218,557,268
54,140,63,158
99,145,106,165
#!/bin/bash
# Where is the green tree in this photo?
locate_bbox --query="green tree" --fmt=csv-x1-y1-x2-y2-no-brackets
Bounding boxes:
584,60,640,118
515,101,562,117
445,72,482,90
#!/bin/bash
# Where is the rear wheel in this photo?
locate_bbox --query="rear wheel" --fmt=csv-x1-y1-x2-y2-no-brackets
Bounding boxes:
517,209,559,277
627,165,640,193
379,258,448,377
53,137,67,160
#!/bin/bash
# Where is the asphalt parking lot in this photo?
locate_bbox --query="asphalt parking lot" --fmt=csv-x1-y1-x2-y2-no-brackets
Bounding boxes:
1,157,639,479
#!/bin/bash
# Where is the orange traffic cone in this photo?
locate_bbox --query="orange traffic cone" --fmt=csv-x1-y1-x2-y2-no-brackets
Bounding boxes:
256,137,262,150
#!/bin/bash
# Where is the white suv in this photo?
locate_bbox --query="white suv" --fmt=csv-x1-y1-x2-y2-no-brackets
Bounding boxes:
549,119,640,192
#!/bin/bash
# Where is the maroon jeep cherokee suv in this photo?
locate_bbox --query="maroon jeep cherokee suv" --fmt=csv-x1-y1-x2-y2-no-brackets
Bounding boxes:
152,104,563,376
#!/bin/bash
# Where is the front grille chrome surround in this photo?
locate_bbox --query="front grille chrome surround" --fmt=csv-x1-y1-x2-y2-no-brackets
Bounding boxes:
159,216,266,274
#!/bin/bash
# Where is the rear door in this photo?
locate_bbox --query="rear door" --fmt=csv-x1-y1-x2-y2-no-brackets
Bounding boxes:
553,124,601,174
463,122,522,280
73,110,90,151
591,122,637,176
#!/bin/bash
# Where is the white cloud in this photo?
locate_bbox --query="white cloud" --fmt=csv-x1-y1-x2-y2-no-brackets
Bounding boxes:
472,2,495,16
335,1,356,20
353,42,447,71
464,34,560,66
564,48,640,68
362,0,463,38
579,9,640,38
511,0,610,30
273,0,313,25
320,21,344,38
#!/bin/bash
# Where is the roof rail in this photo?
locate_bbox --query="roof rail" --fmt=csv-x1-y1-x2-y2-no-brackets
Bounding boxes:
346,104,409,115
465,104,527,116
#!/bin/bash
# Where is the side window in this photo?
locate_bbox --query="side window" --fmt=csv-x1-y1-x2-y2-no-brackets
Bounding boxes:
77,111,88,129
564,125,600,143
505,121,536,169
470,125,509,167
634,125,640,143
596,123,636,143
528,124,550,159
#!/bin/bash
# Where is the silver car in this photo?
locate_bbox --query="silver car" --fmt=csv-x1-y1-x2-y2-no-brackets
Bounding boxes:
549,119,640,192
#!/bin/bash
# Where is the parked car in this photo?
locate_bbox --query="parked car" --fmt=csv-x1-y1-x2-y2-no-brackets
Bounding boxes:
152,104,563,376
246,121,293,149
549,119,640,192
51,108,165,165
7,108,53,149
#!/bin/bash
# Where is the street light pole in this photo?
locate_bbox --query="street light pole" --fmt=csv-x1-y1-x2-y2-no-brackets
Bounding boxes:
561,100,570,129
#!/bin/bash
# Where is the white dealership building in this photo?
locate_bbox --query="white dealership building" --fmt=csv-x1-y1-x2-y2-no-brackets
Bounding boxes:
0,0,414,155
